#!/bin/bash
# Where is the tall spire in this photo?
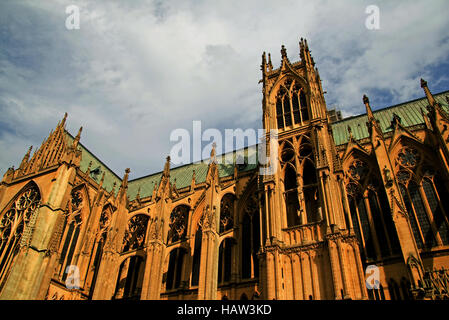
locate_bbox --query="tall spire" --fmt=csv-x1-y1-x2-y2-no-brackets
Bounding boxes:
261,51,267,76
421,78,437,108
280,45,288,61
210,142,217,164
60,112,68,130
267,53,273,71
18,146,33,173
363,94,375,121
162,156,171,178
73,126,83,148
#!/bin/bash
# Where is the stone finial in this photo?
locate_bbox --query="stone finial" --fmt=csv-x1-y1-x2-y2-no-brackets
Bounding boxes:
281,45,288,59
420,78,428,88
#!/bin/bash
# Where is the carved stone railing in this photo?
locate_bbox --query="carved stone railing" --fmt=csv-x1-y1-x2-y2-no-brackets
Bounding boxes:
282,220,324,246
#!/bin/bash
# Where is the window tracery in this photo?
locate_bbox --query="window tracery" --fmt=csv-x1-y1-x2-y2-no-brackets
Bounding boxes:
275,78,309,130
0,185,41,288
346,158,401,260
122,214,149,252
167,205,189,244
220,194,234,233
58,188,85,281
395,146,449,248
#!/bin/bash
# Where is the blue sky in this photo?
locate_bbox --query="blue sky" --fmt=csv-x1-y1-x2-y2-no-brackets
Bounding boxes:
1,0,449,179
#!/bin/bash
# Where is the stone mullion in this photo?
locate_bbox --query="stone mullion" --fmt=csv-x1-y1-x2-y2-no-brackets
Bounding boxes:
55,217,70,276
405,187,426,247
319,172,332,229
83,237,100,290
340,180,354,231
429,179,449,229
60,223,77,279
363,196,382,261
0,236,19,284
77,204,104,286
418,184,443,246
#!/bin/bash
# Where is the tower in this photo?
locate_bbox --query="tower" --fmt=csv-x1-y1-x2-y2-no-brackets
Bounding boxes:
257,39,367,299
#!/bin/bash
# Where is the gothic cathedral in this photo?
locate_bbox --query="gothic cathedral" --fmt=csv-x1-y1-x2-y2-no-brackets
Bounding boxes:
1,39,449,300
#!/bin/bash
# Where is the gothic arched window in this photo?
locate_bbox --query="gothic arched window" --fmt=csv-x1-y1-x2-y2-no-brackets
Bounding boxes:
0,184,41,289
191,224,202,287
275,79,309,130
220,194,234,233
114,255,145,300
284,165,301,227
346,158,401,260
166,248,186,291
122,214,149,252
167,205,189,244
241,192,260,279
89,206,113,295
303,159,319,223
218,238,234,285
58,188,84,281
395,146,449,248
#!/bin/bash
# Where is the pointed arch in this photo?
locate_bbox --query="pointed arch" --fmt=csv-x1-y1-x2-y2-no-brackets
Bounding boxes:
220,193,235,233
167,205,190,244
122,214,150,252
217,237,235,285
0,181,41,290
56,185,89,281
284,164,301,227
270,76,310,130
240,185,260,280
113,254,145,300
191,222,202,287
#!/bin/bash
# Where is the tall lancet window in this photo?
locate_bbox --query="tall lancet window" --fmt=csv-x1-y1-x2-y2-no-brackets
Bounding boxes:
218,238,234,285
89,206,112,295
220,194,235,233
396,146,449,248
300,141,319,223
281,135,319,227
346,159,401,260
122,214,149,252
191,224,202,287
58,188,84,281
275,79,310,130
167,205,189,244
0,183,41,290
241,191,260,279
284,165,301,227
165,248,186,291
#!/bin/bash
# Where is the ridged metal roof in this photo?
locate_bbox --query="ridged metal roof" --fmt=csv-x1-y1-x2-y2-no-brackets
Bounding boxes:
331,91,449,146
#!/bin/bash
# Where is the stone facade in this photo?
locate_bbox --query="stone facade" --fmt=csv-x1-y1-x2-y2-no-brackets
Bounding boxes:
1,39,449,300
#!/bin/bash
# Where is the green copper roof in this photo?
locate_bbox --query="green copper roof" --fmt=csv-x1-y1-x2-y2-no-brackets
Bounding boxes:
331,91,449,146
127,145,258,201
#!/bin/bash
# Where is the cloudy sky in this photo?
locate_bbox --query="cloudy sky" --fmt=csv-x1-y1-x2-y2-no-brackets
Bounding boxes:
1,0,448,179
